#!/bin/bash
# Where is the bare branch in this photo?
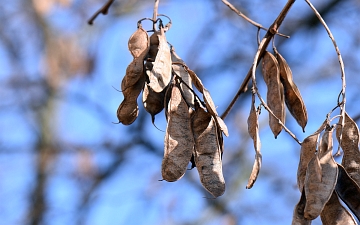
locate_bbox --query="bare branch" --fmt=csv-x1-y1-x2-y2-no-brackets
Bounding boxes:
88,0,116,25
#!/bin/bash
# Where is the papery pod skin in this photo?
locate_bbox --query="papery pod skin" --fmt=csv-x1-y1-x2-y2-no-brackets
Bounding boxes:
335,163,360,221
185,66,229,137
170,47,195,108
246,95,262,189
297,128,322,191
162,85,194,182
192,102,225,197
163,82,173,120
336,112,360,185
320,191,357,225
148,27,172,93
276,52,308,132
122,57,146,91
262,51,285,138
142,84,165,124
117,73,145,125
128,26,149,59
304,128,338,220
291,189,311,225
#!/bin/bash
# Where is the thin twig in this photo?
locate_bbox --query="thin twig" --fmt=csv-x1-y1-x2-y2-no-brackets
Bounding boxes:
304,0,346,155
221,0,290,38
153,0,160,31
221,0,296,119
88,0,116,25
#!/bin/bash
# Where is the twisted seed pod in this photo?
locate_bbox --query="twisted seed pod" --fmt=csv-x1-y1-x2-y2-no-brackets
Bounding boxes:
320,191,357,225
291,189,311,225
170,47,194,108
117,74,145,125
336,112,360,185
162,85,194,182
122,26,149,89
276,52,308,132
192,102,225,197
335,163,360,221
142,84,165,124
185,66,229,137
246,95,262,189
304,128,338,220
262,51,285,138
147,27,172,93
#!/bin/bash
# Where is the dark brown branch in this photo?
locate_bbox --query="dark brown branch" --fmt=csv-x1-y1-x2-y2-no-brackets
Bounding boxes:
221,0,296,119
87,0,116,25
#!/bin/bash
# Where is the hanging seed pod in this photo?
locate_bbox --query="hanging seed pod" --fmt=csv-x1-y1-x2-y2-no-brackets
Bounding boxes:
192,101,225,197
184,65,229,137
335,163,360,221
162,85,194,182
142,84,166,125
262,51,285,138
147,26,172,93
291,189,311,225
297,128,322,191
320,191,357,225
336,112,360,185
246,94,262,189
170,47,195,108
276,52,308,132
304,128,338,220
163,82,173,120
122,26,149,89
117,74,145,125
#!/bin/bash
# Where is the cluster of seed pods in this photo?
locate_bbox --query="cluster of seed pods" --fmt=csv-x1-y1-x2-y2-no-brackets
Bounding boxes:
116,19,228,197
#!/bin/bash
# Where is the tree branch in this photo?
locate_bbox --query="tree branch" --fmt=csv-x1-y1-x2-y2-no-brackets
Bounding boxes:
87,0,116,25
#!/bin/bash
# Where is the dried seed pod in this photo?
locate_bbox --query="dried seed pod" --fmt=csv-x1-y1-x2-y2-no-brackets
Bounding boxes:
122,57,146,91
185,66,229,137
335,163,360,221
117,74,145,125
147,27,172,93
171,47,195,107
163,82,173,120
246,95,262,189
142,84,165,124
262,51,285,138
128,26,149,58
336,112,360,185
162,85,194,182
192,102,225,197
304,128,338,220
297,127,323,191
291,189,311,225
320,191,357,225
276,52,308,132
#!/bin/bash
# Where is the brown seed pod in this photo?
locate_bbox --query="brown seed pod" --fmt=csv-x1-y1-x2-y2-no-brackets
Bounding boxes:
192,102,225,197
276,52,308,132
320,191,357,225
262,51,285,138
336,112,360,185
291,189,311,225
246,95,262,189
335,163,360,221
117,74,145,125
142,84,165,124
304,128,338,220
147,27,172,93
128,26,149,59
184,65,229,137
170,47,195,108
297,128,322,192
162,85,194,182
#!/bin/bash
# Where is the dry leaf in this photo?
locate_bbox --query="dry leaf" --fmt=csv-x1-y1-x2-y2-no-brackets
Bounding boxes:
276,52,308,132
162,85,194,182
192,102,225,197
335,163,360,221
262,51,285,138
304,128,338,220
